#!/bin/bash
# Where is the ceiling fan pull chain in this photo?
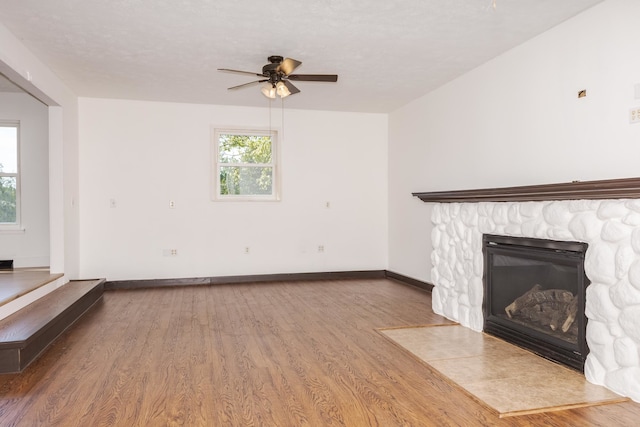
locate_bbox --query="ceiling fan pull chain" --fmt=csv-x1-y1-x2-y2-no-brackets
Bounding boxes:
268,97,272,135
281,97,285,143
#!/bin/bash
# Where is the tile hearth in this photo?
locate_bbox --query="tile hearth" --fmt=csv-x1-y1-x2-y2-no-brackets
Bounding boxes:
380,324,627,417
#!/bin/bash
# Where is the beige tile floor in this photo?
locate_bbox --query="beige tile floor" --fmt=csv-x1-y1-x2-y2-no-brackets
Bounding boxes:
380,324,628,417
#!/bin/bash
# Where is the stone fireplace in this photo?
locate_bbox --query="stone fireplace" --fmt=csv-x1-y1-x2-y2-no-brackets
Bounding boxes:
414,178,640,403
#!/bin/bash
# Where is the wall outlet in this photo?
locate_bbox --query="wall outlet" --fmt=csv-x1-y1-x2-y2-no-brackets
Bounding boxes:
163,249,178,256
244,246,250,254
169,200,175,208
629,107,640,124
109,198,117,208
318,245,325,253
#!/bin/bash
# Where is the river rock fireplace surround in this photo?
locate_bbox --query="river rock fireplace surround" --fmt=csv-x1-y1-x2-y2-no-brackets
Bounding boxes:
414,177,640,402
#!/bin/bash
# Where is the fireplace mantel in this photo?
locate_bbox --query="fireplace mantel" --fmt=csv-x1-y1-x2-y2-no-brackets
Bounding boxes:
413,177,640,203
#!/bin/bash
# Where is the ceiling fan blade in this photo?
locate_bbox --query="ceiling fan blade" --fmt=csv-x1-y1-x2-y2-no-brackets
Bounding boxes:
287,74,338,82
227,80,268,90
277,58,302,75
283,80,300,95
218,68,263,77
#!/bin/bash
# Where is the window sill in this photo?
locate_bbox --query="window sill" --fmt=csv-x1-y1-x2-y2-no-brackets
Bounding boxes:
0,227,25,234
213,198,281,202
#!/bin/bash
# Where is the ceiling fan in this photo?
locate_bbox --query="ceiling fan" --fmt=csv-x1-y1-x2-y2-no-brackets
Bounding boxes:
218,55,338,99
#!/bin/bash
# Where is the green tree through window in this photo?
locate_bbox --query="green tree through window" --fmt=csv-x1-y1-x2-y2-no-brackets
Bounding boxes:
0,165,17,223
215,130,278,200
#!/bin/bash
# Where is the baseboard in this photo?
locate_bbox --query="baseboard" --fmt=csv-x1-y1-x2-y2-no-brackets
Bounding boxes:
384,271,433,292
105,270,388,290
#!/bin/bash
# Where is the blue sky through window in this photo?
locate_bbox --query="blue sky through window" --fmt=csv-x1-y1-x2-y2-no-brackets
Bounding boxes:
0,126,18,173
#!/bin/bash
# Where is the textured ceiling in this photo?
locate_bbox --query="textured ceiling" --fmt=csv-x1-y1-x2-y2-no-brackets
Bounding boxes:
0,0,603,113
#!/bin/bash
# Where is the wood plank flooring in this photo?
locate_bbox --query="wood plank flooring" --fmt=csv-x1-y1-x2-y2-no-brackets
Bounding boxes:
0,279,638,426
0,269,63,307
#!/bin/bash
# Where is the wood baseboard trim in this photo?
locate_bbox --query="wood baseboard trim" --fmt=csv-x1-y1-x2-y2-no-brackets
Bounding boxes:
385,271,433,292
105,270,389,290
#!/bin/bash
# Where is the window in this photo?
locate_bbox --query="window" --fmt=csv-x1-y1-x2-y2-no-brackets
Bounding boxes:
0,122,20,226
213,128,279,201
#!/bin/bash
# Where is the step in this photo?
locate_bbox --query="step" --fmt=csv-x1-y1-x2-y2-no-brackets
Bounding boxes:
0,269,64,308
0,279,105,373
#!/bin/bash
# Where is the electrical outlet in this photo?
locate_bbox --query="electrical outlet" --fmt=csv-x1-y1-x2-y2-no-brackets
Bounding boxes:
318,245,325,253
244,246,250,254
629,107,640,124
109,198,117,208
169,200,175,208
162,249,178,256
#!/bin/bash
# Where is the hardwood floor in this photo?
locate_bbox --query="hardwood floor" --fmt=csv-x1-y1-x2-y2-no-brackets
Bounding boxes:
0,279,638,426
0,269,63,307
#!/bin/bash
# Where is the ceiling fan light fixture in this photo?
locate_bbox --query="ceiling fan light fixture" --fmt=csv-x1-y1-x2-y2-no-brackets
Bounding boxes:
221,56,338,98
276,81,291,98
261,83,276,99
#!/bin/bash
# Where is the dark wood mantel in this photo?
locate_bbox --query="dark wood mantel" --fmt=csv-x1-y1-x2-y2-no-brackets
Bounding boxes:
413,177,640,203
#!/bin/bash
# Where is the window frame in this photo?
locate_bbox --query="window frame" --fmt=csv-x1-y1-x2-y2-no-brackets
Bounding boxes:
212,127,280,202
0,120,21,230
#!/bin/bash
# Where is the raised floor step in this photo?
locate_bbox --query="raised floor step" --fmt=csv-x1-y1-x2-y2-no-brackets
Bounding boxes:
0,279,105,373
0,269,64,308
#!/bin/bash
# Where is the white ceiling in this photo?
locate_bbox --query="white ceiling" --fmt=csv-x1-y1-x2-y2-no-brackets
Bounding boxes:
0,0,603,113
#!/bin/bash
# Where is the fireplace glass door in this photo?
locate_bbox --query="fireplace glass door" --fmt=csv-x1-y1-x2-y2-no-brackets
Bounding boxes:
483,234,589,371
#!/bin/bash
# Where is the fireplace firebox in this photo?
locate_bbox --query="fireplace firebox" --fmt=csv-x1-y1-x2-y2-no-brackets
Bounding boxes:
482,234,590,371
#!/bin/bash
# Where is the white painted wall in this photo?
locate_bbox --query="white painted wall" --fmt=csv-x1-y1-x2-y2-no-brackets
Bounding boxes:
388,0,640,282
0,21,79,278
78,98,388,281
0,92,49,267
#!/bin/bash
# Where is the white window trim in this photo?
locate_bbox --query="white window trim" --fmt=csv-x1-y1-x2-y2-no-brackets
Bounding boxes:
212,127,281,202
0,120,21,230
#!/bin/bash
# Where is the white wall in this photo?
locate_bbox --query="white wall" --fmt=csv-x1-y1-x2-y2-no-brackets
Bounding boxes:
0,92,49,267
78,98,388,281
0,22,79,277
388,0,640,282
